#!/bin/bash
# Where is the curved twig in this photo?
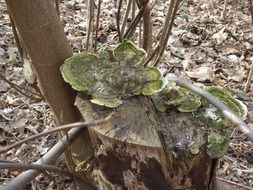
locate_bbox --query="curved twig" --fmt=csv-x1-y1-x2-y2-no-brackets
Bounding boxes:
0,162,73,177
218,177,253,190
167,77,253,142
0,127,96,190
0,162,94,188
244,60,253,92
0,73,42,100
121,0,133,37
0,112,115,154
117,0,123,42
123,1,146,39
94,0,102,51
86,0,95,50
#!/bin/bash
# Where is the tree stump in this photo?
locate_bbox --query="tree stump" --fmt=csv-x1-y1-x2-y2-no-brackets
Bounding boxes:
75,93,217,190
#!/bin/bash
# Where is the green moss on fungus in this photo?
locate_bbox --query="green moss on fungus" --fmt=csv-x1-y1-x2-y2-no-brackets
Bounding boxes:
60,41,164,108
113,40,147,65
151,81,202,112
204,86,245,118
151,83,247,159
207,132,230,159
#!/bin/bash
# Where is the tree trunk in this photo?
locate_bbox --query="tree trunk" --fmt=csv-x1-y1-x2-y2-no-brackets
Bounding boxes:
136,0,152,53
5,0,219,189
5,1,94,189
75,93,218,190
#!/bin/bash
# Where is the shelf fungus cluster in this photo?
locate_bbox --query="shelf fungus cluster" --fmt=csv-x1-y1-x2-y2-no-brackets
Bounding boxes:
151,83,246,158
60,41,246,159
60,41,164,108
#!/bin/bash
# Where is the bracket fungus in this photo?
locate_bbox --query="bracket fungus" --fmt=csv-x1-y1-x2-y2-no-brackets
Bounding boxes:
60,41,164,107
61,41,246,159
151,83,246,159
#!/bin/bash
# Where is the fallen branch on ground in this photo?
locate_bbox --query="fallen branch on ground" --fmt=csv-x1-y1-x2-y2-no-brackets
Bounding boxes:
0,73,42,100
0,127,97,190
0,112,115,154
0,162,73,177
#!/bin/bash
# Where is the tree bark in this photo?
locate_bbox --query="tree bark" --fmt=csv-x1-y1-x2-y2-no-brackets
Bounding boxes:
75,93,218,190
4,1,93,189
136,0,152,54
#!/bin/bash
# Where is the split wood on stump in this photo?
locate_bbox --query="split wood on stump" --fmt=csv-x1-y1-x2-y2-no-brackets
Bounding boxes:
75,93,218,190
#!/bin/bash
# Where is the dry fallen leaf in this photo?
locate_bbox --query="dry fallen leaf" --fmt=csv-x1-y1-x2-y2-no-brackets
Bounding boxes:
228,67,247,82
212,27,228,45
186,66,214,82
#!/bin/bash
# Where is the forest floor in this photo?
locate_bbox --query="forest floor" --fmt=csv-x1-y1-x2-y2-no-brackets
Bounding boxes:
0,0,253,189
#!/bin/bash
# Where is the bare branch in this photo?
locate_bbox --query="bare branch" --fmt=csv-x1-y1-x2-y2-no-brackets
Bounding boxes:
7,11,25,65
132,0,136,20
86,0,95,50
244,0,253,92
0,73,42,100
0,161,95,188
117,0,123,42
167,76,253,142
141,0,154,53
123,1,147,39
121,0,133,38
222,0,228,19
94,0,102,51
0,162,73,177
244,60,253,92
0,112,115,154
0,127,97,190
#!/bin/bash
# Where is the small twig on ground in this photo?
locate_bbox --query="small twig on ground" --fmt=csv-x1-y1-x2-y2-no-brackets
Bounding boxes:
0,161,93,188
0,73,42,100
117,0,123,42
167,77,253,142
0,162,73,177
86,0,95,51
94,0,101,51
218,177,253,190
244,0,253,92
244,60,253,92
0,112,115,154
8,11,25,65
222,0,228,19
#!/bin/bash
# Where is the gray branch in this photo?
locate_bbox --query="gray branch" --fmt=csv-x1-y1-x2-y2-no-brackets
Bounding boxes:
0,127,81,190
168,77,253,142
